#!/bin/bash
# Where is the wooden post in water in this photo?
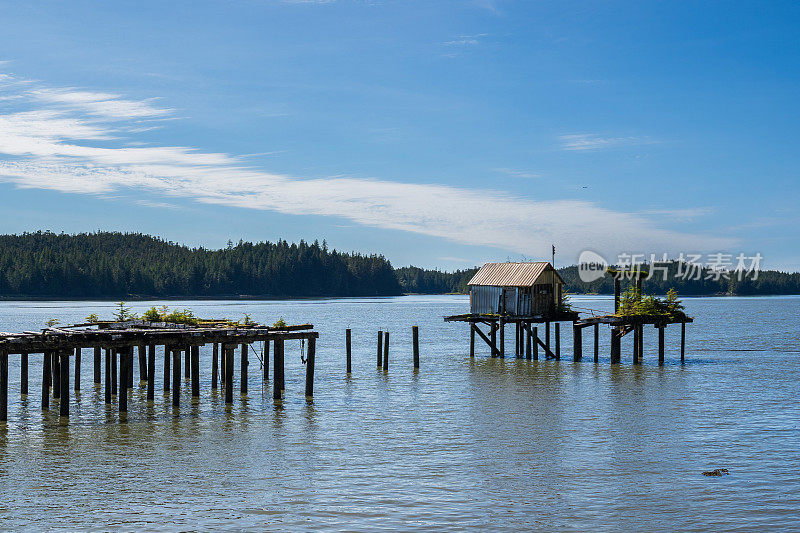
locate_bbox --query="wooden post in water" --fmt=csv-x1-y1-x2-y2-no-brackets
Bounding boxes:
219,342,225,388
639,325,644,363
499,318,505,358
346,329,352,373
383,331,389,370
412,326,420,369
525,323,532,360
533,327,539,360
680,323,686,363
42,351,51,410
514,322,520,358
21,352,28,396
377,331,383,367
53,351,61,399
573,325,582,362
94,347,101,385
172,348,180,407
111,348,117,397
147,344,155,401
273,338,284,400
119,348,129,414
469,324,476,358
633,326,640,364
305,336,316,399
611,328,621,363
185,345,191,381
225,345,234,405
263,340,270,382
211,343,219,389
191,345,200,398
658,326,665,365
555,323,561,360
163,345,170,392
74,347,81,391
545,323,550,357
594,324,599,363
59,351,69,418
490,322,497,358
104,349,111,404
0,349,7,422
240,343,248,395
138,345,147,383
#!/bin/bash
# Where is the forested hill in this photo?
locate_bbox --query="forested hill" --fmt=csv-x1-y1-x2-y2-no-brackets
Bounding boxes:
0,232,401,298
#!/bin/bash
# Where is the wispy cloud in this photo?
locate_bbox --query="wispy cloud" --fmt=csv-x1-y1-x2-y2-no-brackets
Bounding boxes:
0,70,734,260
639,207,714,222
559,133,658,151
493,167,540,179
443,33,488,47
135,200,179,209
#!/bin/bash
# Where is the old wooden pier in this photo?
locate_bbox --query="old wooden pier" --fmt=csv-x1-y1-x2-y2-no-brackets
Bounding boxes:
0,319,318,424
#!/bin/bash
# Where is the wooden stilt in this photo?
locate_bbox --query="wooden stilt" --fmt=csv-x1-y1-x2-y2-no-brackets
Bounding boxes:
111,348,117,396
119,348,129,413
611,328,621,363
533,327,539,360
225,345,234,404
633,325,640,364
377,331,383,367
163,345,170,392
499,318,505,358
42,351,51,410
185,345,191,381
573,325,582,362
147,344,155,401
263,340,270,382
525,323,532,360
191,345,200,397
212,343,219,389
94,347,101,385
53,351,61,399
21,352,28,396
59,351,69,418
240,343,248,394
469,324,476,358
172,349,180,407
138,345,147,383
412,326,420,369
545,322,550,356
594,324,599,363
219,342,225,388
383,331,389,370
273,338,284,400
515,322,520,358
346,329,352,373
0,350,7,422
639,325,644,363
473,324,500,357
555,323,561,360
305,336,316,398
104,349,111,404
490,322,497,358
74,347,81,391
681,323,686,363
658,326,665,365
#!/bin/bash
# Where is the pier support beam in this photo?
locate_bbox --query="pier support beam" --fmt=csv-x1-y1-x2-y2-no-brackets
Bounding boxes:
53,351,61,399
59,351,69,418
594,324,599,363
21,352,28,396
611,328,621,364
469,324,476,358
377,331,383,367
681,323,686,363
225,345,234,404
42,351,51,410
94,347,101,385
533,327,539,360
111,348,117,396
658,326,665,365
383,331,389,370
305,337,316,399
263,340,270,382
555,323,561,360
573,325,582,362
211,343,219,389
499,319,505,358
273,338,284,401
163,345,170,392
74,347,81,391
490,322,497,358
412,326,420,369
0,350,7,422
525,323,532,360
119,348,130,414
545,322,550,357
191,345,200,398
147,344,155,401
184,346,190,381
240,343,248,394
138,345,147,383
346,330,352,372
104,349,111,405
172,349,180,407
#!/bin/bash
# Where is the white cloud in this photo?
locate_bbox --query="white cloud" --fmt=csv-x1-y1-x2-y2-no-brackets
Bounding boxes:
0,71,736,261
559,133,658,151
493,167,540,179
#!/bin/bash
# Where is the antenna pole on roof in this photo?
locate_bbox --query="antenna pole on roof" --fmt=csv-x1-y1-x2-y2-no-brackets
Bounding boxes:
551,244,555,267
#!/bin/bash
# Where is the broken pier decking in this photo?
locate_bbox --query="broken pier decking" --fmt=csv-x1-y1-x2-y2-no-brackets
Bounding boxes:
0,320,318,424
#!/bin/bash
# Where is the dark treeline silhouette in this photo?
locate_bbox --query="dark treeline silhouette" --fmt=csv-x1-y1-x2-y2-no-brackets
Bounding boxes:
395,266,478,294
0,232,401,298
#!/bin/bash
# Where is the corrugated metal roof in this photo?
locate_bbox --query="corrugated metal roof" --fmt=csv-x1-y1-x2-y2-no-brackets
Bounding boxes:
467,262,563,287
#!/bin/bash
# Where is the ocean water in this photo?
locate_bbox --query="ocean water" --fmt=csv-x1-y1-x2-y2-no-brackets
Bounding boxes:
0,295,798,531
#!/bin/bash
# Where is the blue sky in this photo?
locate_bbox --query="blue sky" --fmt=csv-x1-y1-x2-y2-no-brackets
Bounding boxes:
0,0,798,270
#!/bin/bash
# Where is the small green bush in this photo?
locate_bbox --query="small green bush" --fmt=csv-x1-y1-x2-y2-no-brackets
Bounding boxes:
273,317,287,328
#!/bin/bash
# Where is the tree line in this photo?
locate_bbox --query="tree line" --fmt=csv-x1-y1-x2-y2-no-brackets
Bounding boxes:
0,232,798,298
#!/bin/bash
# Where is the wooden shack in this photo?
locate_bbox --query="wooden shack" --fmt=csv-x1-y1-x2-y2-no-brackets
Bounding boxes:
468,262,564,316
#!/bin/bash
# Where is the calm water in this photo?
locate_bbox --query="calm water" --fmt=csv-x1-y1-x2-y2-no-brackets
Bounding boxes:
0,295,799,531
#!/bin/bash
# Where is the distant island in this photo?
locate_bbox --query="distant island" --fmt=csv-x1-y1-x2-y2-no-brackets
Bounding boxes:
0,232,798,299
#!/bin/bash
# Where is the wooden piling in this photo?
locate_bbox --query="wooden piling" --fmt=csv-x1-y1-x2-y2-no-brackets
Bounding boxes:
639,325,645,363
383,331,389,370
21,352,28,396
163,345,170,392
681,323,686,363
611,328,621,364
555,323,561,360
172,349,180,407
377,331,383,367
594,324,599,363
111,348,117,396
633,325,640,364
545,322,550,356
346,329,352,373
225,345,234,404
273,338,284,401
0,350,7,422
263,340,270,382
185,345,191,381
573,325,582,362
412,326,420,369
59,351,69,418
211,343,219,389
490,322,497,358
525,323,532,360
533,327,539,360
138,345,147,383
119,349,129,413
305,336,316,398
53,351,61,399
240,343,248,394
104,349,111,405
515,322,521,358
42,351,51,410
74,347,81,391
469,324,476,358
191,345,200,397
147,344,155,401
658,326,665,365
499,318,505,358
94,347,101,385
219,342,225,388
